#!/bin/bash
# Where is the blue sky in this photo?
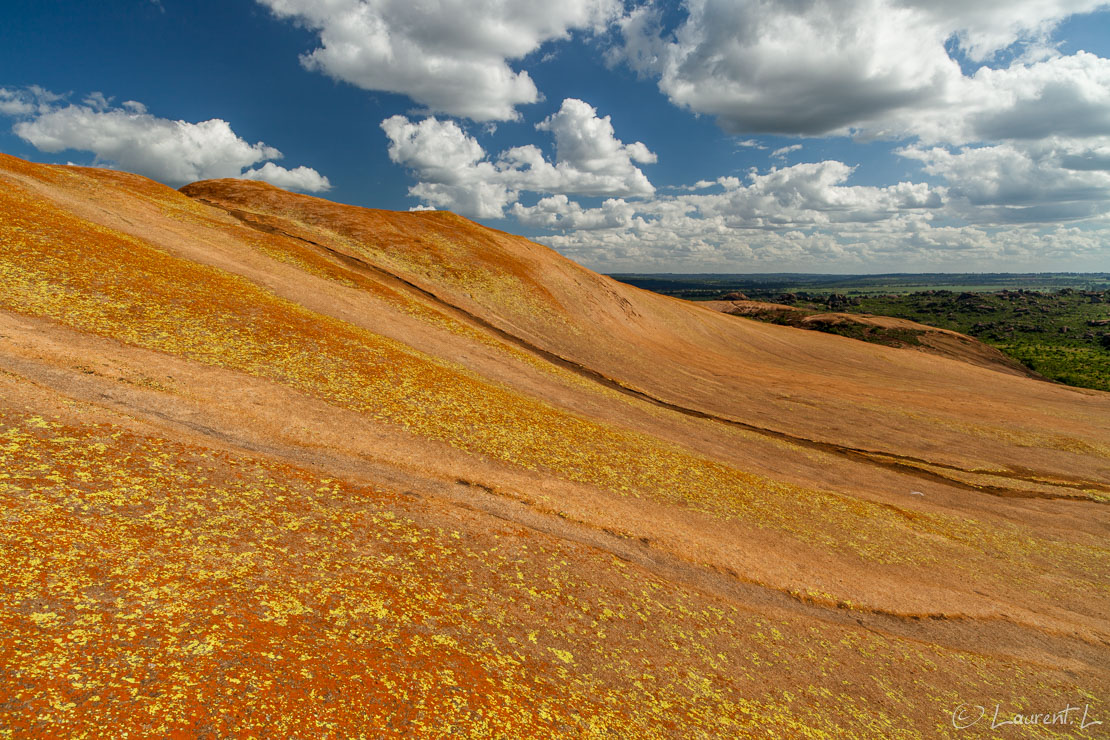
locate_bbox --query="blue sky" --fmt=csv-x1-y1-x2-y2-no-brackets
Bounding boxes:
2,0,1109,273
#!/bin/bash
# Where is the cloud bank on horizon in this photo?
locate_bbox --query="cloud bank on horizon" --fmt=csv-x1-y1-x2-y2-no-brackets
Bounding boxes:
2,0,1109,271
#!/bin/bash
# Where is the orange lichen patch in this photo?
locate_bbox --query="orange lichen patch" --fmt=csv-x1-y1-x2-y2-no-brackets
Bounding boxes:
1,154,1108,737
213,211,572,368
4,159,216,230
180,179,575,332
7,161,633,411
0,403,1102,738
191,217,364,289
0,407,589,736
0,154,70,183
0,177,866,555
2,173,1107,595
901,410,1110,459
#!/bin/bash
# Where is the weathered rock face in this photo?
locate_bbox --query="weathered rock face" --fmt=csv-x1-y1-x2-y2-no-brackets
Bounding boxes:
706,300,1042,378
1,153,1108,738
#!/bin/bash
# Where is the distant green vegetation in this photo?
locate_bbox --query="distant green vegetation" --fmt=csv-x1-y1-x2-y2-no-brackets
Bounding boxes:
844,289,1110,391
611,272,1110,300
610,273,1110,392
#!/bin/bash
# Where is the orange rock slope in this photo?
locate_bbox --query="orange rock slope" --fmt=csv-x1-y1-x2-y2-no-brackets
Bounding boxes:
704,298,1042,378
0,153,1107,738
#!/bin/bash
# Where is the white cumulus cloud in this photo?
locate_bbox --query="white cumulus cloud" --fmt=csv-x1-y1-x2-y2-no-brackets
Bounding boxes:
511,194,637,230
522,161,943,233
3,87,330,191
0,86,63,117
240,162,333,193
949,52,1110,145
381,98,656,217
771,144,803,160
517,154,1110,272
257,0,621,121
615,0,1110,139
0,89,35,116
572,0,1110,269
513,160,987,271
900,141,1110,223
